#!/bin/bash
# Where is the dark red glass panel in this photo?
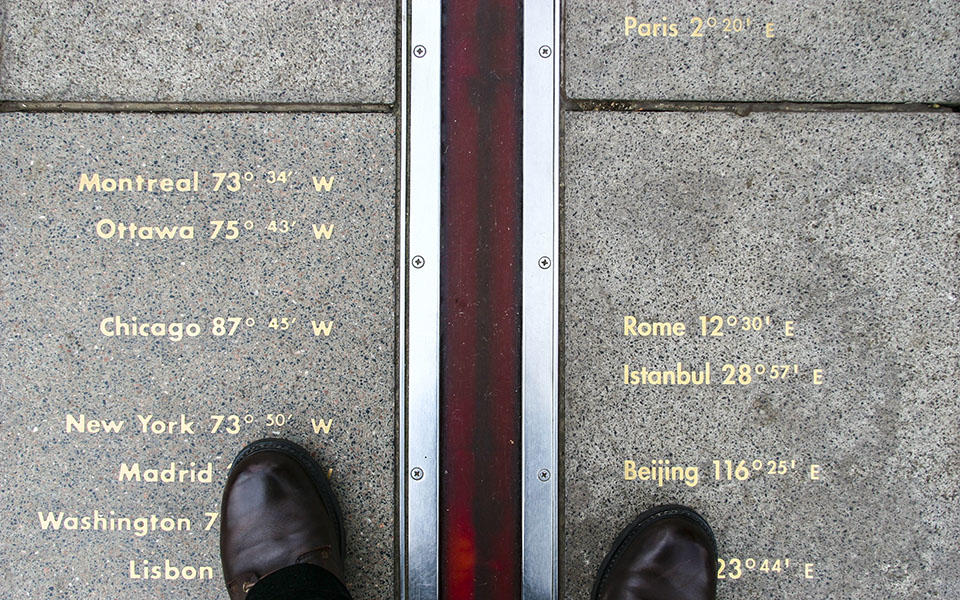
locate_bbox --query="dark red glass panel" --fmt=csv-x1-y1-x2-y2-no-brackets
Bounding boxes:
439,1,523,597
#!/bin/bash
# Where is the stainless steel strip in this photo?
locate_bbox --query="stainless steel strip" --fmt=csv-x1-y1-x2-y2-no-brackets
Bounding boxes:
522,1,561,598
403,1,441,599
397,0,408,594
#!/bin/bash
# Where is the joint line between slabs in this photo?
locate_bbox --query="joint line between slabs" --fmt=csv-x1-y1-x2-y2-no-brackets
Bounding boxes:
565,99,960,114
0,101,396,114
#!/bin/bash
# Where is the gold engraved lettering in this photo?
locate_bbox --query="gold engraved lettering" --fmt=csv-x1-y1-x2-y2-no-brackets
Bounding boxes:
99,316,202,342
38,510,191,537
312,223,335,239
624,459,699,487
118,462,213,484
136,414,196,435
623,363,710,385
128,559,214,581
624,16,775,40
310,320,334,337
311,176,335,192
78,172,199,192
211,172,246,192
718,557,801,580
65,413,125,433
96,219,195,240
203,512,220,531
624,16,679,37
311,418,334,434
690,16,704,37
623,316,686,337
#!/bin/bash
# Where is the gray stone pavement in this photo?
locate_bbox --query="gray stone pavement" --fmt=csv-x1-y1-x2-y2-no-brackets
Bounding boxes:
0,113,396,599
566,0,960,102
0,2,958,599
0,1,395,103
562,111,960,599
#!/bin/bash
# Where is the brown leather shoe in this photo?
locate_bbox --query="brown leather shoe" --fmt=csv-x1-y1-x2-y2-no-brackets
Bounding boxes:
220,438,345,599
593,504,717,600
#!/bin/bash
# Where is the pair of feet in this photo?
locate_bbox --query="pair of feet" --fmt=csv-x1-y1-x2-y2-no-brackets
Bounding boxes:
220,439,717,600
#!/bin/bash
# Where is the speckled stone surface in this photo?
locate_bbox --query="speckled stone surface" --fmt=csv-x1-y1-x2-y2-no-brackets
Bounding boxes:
0,113,395,599
563,112,959,598
566,1,960,102
0,1,395,103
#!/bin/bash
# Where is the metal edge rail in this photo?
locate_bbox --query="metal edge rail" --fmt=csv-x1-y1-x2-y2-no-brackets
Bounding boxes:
522,1,561,598
403,1,441,598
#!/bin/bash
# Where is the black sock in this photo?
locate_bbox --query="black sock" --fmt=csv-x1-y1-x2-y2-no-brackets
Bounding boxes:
246,563,352,600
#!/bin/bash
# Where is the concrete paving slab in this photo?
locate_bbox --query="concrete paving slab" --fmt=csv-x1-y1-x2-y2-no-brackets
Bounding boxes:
0,1,395,103
562,112,960,598
566,1,960,102
0,113,396,599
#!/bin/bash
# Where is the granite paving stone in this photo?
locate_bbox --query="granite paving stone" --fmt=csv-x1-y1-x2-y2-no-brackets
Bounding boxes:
562,112,960,599
566,0,960,103
0,0,395,103
0,113,396,599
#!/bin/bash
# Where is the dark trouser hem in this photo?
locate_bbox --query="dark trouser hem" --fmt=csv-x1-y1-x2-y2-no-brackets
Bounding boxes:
247,563,352,600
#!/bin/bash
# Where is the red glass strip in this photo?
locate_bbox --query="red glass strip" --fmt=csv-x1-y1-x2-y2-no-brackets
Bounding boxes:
439,1,523,597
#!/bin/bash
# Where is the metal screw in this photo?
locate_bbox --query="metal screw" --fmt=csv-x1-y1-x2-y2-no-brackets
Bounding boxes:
411,467,424,480
414,45,427,58
412,255,425,269
538,469,551,481
539,45,552,58
538,256,551,269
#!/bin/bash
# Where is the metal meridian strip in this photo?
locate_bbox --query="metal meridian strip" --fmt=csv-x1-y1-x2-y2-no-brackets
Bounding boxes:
404,0,441,598
522,0,561,598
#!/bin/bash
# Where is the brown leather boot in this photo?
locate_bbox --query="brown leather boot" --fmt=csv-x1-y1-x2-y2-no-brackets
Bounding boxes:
593,505,717,600
220,438,345,599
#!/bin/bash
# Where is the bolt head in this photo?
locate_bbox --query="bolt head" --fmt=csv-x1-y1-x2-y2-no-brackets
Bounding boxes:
538,256,551,269
538,469,551,481
414,45,427,58
411,467,424,480
539,45,552,58
412,255,425,268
